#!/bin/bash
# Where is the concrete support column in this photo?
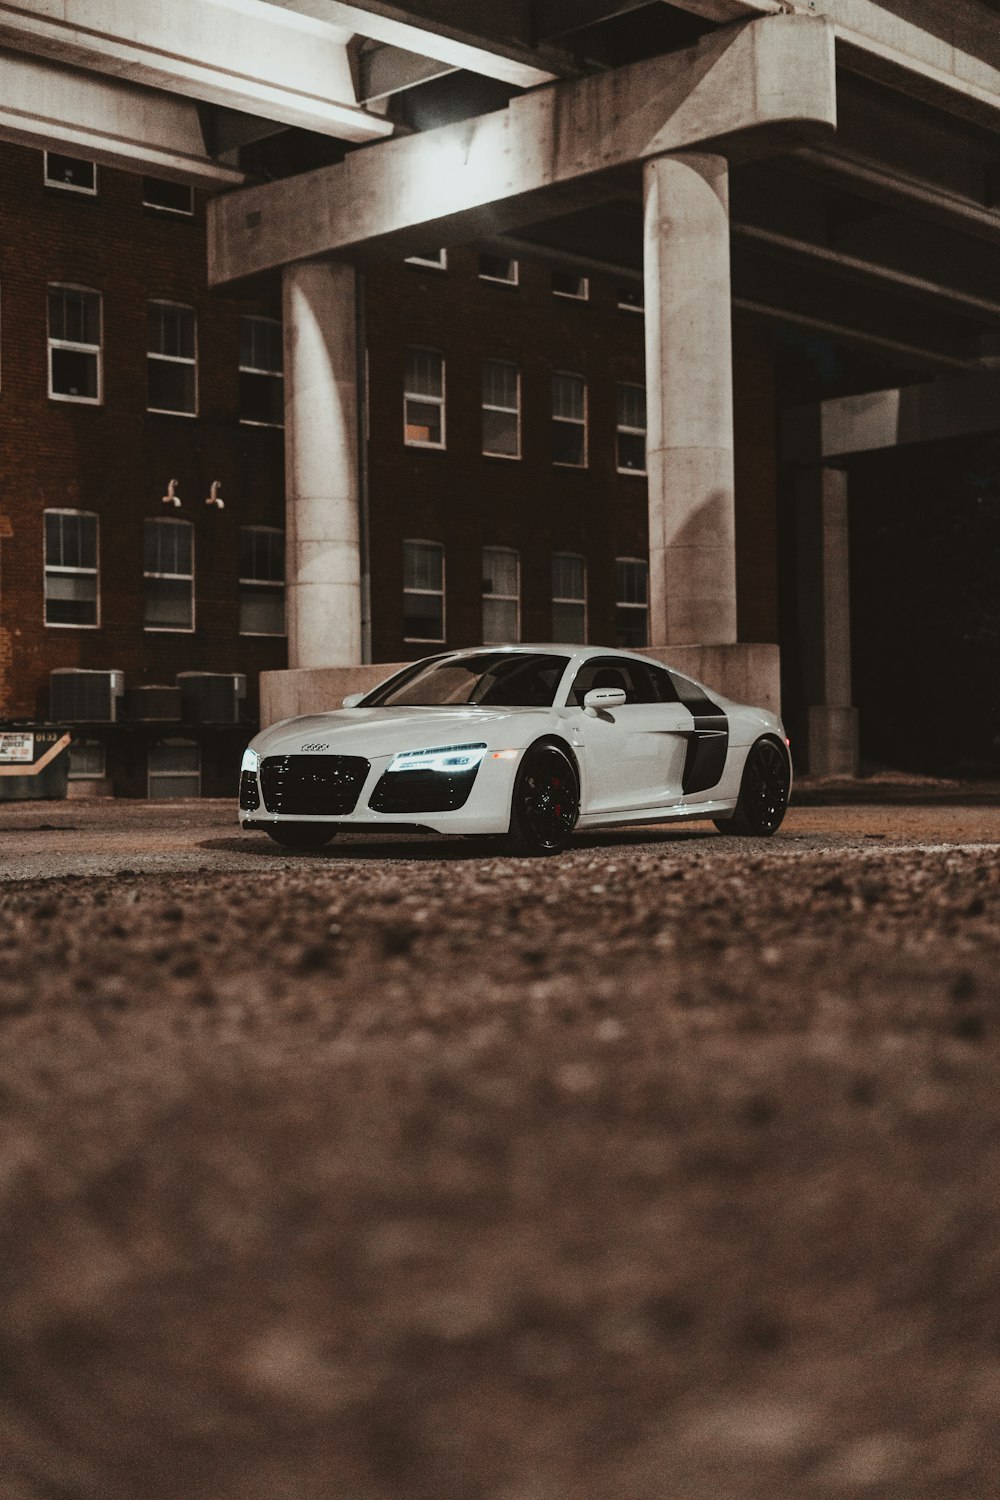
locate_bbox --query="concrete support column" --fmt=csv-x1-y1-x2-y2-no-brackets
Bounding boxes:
643,151,737,647
795,466,859,775
282,258,362,669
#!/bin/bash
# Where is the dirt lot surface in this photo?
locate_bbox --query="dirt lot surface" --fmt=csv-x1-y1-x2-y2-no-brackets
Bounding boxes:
1,800,999,1499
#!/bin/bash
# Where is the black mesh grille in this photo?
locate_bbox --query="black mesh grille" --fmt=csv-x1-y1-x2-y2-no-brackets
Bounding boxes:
260,755,369,816
239,771,260,811
369,766,479,814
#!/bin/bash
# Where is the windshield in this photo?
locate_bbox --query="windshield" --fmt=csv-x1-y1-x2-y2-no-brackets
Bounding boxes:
362,652,570,709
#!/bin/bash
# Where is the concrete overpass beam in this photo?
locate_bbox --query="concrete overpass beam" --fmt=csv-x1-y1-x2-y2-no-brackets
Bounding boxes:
644,152,737,647
0,53,245,186
208,14,837,285
0,0,391,141
283,261,363,670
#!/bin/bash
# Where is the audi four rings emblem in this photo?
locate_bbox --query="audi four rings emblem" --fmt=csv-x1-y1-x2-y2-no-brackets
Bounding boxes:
300,742,329,752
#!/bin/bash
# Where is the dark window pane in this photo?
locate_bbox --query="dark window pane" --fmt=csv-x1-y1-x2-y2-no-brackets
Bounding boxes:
552,421,585,466
148,358,196,414
614,606,648,649
403,593,443,640
51,348,98,399
240,370,283,425
239,583,285,635
142,177,193,213
144,577,193,629
617,432,646,471
45,573,97,626
483,408,518,456
46,154,95,191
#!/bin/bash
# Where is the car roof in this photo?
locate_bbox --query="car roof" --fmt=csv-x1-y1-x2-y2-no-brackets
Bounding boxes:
427,644,684,671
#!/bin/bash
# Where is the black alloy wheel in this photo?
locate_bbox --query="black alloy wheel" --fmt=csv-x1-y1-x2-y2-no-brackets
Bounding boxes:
265,823,337,850
500,742,580,856
715,736,790,837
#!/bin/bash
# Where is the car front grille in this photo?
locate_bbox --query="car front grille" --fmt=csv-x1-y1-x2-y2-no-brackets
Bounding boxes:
259,755,369,816
239,771,260,811
368,765,480,814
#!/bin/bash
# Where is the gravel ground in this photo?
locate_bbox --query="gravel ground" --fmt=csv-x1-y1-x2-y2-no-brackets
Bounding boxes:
0,801,999,1499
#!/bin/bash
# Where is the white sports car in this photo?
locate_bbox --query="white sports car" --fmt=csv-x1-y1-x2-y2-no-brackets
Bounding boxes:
238,645,792,854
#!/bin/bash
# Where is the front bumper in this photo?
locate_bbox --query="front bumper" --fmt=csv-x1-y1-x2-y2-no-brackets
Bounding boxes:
239,750,515,836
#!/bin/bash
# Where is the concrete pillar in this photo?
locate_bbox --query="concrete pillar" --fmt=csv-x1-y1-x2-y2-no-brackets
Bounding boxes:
795,466,859,775
643,151,737,648
282,258,362,669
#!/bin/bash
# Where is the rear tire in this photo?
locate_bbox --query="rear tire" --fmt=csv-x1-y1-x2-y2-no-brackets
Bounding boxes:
714,736,790,837
498,742,579,856
265,824,336,850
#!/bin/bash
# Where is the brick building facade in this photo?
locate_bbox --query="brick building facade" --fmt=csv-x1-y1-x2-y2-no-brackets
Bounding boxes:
0,140,780,797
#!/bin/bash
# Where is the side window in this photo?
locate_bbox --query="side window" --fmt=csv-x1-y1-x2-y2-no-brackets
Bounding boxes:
648,665,680,704
669,673,717,712
567,656,657,707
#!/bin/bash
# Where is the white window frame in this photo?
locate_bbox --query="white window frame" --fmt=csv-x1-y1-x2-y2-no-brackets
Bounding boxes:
482,547,521,645
43,151,97,196
147,738,201,799
143,517,195,634
405,249,447,269
239,314,284,428
551,552,588,642
147,300,198,417
47,284,103,405
239,525,286,637
551,371,588,469
616,382,648,476
403,346,446,450
141,177,194,216
615,557,649,647
478,253,519,286
552,271,589,300
481,358,521,460
403,539,446,644
43,508,99,630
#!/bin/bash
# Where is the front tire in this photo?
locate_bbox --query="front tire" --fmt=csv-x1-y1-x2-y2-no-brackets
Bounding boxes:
498,742,580,856
264,824,336,850
714,736,790,837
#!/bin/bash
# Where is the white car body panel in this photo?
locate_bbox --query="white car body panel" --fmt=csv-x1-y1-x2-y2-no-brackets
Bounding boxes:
239,646,789,842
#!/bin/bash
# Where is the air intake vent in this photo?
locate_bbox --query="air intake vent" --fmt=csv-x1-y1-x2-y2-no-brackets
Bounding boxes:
176,672,247,724
124,685,182,722
260,755,369,816
50,669,125,723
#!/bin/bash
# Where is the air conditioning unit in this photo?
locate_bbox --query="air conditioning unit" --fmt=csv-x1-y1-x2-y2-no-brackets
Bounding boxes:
50,668,125,723
124,685,182,722
176,672,247,724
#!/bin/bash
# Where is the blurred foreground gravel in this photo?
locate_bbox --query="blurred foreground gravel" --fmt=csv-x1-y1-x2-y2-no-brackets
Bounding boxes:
0,803,999,1499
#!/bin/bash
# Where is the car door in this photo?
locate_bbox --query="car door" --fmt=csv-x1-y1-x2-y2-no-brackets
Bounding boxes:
567,657,693,814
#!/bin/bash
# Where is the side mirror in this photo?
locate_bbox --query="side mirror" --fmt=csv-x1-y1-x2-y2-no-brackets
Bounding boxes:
583,687,627,716
342,692,364,708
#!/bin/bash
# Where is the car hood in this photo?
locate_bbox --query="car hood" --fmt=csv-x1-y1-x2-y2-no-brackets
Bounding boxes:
253,706,545,761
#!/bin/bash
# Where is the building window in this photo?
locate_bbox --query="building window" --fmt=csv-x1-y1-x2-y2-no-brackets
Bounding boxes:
482,359,520,459
239,527,285,636
142,177,194,215
618,287,644,314
479,253,518,285
552,271,589,300
405,249,447,269
147,301,197,415
552,553,587,642
616,383,647,474
44,152,96,195
403,540,445,642
48,285,102,403
148,739,201,799
144,518,194,631
482,548,520,644
69,740,106,780
551,373,587,467
44,510,98,627
239,316,283,426
404,347,445,448
615,558,649,648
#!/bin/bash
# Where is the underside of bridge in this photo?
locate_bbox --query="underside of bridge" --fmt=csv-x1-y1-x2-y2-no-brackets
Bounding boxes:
3,0,1000,772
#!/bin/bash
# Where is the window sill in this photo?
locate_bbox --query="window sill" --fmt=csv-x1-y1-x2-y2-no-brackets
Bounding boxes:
49,393,102,406
616,467,648,478
239,418,284,430
44,620,100,630
147,407,198,419
144,626,196,634
404,440,447,451
483,450,522,462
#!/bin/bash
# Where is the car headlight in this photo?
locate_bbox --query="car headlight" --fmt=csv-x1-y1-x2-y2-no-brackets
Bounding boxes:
386,742,488,774
241,747,260,774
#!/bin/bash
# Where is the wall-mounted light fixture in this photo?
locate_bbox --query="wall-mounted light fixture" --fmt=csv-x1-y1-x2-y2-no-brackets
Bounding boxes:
205,480,224,510
162,478,181,507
